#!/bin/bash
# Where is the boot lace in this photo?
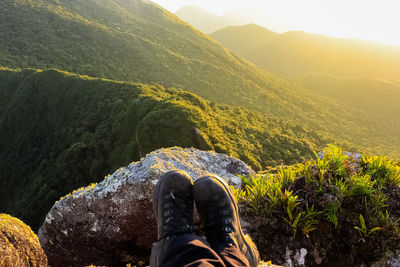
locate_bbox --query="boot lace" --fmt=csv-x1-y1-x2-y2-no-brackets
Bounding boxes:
157,191,193,242
201,197,234,244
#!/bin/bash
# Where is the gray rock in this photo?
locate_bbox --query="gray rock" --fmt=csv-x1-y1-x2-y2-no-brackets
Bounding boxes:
38,147,254,266
343,152,363,173
370,250,400,267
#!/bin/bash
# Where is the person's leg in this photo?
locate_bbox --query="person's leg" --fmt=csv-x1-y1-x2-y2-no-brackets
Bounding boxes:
150,170,227,267
193,175,260,267
213,243,251,267
155,233,226,267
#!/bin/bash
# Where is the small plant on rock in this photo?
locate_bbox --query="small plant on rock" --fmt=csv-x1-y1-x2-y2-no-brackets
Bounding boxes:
282,192,321,237
379,210,400,238
236,173,269,214
324,202,340,228
348,174,376,197
362,155,400,186
295,161,315,185
354,214,383,238
276,166,296,188
300,203,322,237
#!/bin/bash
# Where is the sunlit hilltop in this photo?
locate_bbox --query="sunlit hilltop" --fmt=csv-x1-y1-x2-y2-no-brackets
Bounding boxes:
154,0,400,47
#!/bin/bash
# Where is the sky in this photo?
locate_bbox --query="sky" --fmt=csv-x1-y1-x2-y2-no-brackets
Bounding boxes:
151,0,400,47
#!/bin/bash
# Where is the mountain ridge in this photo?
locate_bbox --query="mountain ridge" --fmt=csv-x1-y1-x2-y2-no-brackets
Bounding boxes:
175,5,250,34
211,23,400,81
1,0,383,152
210,23,400,158
0,67,329,230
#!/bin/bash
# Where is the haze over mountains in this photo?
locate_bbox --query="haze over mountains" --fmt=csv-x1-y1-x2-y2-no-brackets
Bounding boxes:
1,0,399,231
210,23,400,155
175,6,250,34
211,24,400,81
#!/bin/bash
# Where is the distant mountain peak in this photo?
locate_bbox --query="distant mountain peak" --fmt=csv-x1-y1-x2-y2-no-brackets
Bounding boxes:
175,5,250,33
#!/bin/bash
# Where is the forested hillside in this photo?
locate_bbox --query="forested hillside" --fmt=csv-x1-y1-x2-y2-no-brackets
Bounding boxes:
211,24,400,81
0,68,329,230
210,24,400,158
297,73,400,127
0,0,311,111
1,0,398,159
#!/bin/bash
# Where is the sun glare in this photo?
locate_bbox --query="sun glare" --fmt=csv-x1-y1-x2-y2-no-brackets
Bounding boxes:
152,0,400,46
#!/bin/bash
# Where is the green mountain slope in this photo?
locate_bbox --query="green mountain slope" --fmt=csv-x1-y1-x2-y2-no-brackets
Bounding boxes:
297,74,400,112
210,24,400,158
1,0,397,158
210,24,400,82
296,74,400,155
0,0,307,112
0,67,329,230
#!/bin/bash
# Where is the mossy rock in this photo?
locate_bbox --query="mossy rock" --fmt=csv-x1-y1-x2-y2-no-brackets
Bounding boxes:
0,214,48,267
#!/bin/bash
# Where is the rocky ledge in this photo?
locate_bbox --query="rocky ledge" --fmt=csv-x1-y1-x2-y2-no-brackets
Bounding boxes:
0,214,48,266
38,147,254,266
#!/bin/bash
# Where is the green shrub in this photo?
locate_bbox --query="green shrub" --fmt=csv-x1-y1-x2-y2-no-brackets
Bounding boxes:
236,144,400,246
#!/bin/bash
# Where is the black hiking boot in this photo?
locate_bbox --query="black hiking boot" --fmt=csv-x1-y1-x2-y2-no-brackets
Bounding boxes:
193,175,260,267
150,170,194,267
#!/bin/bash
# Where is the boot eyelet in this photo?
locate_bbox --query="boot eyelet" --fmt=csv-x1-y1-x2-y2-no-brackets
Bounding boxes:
164,210,173,216
164,216,174,223
223,227,232,233
218,201,226,207
163,202,172,208
224,218,232,224
224,236,232,242
219,210,228,215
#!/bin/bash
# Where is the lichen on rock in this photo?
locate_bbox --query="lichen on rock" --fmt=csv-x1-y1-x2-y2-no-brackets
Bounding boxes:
0,214,48,267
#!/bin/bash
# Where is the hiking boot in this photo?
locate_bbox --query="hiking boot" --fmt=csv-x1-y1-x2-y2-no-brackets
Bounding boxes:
150,170,194,267
193,175,260,267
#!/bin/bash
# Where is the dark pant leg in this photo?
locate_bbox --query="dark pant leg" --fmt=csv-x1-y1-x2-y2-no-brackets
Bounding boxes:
214,244,250,267
160,234,226,267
